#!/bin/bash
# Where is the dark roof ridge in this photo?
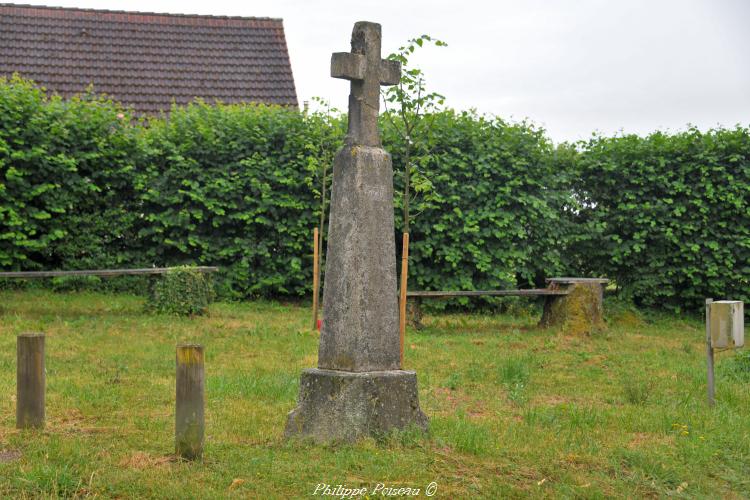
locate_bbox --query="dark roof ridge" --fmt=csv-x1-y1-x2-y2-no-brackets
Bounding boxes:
0,3,283,23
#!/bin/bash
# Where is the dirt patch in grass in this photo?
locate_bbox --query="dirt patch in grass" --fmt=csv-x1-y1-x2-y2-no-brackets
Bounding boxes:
0,425,16,442
533,394,571,406
0,449,21,463
119,451,174,470
583,354,608,366
466,406,491,420
49,409,115,435
209,319,256,330
433,387,489,419
627,432,675,449
434,387,471,407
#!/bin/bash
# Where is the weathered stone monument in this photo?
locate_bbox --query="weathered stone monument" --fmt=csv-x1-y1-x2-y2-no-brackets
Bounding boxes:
285,21,428,442
540,278,609,335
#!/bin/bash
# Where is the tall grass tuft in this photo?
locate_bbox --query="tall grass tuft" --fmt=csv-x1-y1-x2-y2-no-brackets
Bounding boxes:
622,378,653,405
498,356,531,404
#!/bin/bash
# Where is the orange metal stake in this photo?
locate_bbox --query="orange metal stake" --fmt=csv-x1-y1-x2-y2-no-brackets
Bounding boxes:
312,227,320,331
399,232,409,368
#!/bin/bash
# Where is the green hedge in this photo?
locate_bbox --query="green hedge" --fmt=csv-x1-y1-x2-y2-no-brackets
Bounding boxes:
384,110,570,293
0,76,345,298
1,76,748,311
570,127,750,311
0,76,144,271
137,101,343,298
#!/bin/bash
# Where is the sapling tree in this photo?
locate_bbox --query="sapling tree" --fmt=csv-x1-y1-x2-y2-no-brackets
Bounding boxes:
383,35,446,337
307,97,341,265
306,97,344,324
382,35,447,233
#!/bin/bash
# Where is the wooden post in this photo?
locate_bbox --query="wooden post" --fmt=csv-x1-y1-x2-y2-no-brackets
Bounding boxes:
399,232,409,368
176,344,205,460
312,227,320,330
17,333,45,429
706,298,715,407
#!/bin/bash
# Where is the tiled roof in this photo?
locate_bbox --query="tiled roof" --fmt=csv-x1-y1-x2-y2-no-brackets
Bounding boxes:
0,3,298,114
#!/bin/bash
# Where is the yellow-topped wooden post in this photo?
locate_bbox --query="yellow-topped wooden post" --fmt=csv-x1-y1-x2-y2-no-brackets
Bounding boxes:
17,333,45,429
176,344,205,460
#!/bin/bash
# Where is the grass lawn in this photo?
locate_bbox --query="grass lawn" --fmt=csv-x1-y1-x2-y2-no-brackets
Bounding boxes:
0,290,748,498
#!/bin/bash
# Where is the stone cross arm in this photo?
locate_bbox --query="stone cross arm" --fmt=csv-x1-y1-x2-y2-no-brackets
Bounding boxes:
329,21,401,146
331,52,401,86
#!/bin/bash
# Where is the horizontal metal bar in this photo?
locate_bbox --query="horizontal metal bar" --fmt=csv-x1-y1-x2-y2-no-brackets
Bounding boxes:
406,289,569,298
0,267,219,279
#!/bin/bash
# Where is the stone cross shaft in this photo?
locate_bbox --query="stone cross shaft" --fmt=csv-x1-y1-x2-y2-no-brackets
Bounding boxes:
331,21,401,146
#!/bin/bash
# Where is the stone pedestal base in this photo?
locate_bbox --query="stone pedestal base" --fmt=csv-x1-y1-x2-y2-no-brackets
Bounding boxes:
540,281,606,335
285,368,428,442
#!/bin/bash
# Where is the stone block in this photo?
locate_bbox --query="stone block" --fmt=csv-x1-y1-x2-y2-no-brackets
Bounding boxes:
540,281,606,335
285,368,428,442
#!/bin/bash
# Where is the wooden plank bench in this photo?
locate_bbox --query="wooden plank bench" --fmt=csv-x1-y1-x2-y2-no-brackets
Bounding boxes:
0,267,219,279
407,289,569,298
405,277,608,335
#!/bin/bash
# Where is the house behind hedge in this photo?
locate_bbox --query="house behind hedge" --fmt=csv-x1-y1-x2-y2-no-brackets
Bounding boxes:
0,3,298,113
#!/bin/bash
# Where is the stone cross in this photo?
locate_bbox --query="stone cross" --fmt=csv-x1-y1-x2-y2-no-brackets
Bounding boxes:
286,21,427,442
331,22,401,146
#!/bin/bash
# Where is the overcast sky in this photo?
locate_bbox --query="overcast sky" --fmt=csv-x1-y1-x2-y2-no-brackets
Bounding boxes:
19,0,750,142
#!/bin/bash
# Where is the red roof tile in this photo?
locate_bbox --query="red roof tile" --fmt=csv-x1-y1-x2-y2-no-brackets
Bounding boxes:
0,3,298,113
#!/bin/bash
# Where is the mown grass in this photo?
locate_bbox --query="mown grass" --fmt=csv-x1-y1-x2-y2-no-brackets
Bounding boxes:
0,290,748,498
